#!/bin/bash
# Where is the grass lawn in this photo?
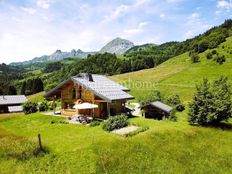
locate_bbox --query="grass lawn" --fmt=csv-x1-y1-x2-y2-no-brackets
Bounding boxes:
1,113,232,174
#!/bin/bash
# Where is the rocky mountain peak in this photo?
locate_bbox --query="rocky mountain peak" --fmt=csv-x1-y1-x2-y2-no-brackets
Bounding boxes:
100,37,134,54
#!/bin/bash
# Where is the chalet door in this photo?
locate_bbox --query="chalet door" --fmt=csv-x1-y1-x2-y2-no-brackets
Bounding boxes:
100,103,107,118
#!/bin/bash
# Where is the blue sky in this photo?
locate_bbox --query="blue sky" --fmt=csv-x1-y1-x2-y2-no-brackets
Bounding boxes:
0,0,231,64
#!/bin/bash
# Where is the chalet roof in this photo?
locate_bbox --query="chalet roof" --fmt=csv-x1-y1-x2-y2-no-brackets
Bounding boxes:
142,101,173,113
0,95,28,105
45,73,134,103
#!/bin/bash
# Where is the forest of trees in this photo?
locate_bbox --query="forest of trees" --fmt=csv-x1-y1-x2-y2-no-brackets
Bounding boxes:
20,78,44,95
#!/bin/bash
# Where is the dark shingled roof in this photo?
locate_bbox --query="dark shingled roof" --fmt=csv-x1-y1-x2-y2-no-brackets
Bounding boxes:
45,73,134,103
142,101,173,113
0,95,28,105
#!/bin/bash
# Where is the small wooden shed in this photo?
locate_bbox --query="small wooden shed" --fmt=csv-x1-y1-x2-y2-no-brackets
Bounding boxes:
141,101,173,120
0,95,28,113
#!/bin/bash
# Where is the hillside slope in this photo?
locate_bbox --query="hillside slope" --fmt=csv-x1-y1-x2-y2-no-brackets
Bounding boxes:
111,37,232,103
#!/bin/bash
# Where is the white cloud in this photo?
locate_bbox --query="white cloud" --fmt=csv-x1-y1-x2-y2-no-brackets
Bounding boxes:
217,0,232,9
123,21,149,35
102,5,129,23
190,12,200,19
134,0,151,7
185,30,194,38
21,7,37,14
36,0,51,9
102,0,151,23
159,13,165,18
139,21,149,27
123,28,141,35
184,13,212,39
215,10,222,15
166,0,184,4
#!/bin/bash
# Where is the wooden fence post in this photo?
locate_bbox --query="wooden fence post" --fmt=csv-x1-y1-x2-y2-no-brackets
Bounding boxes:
38,133,43,151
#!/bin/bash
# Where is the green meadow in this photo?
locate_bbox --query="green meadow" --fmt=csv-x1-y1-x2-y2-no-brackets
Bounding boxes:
0,113,232,174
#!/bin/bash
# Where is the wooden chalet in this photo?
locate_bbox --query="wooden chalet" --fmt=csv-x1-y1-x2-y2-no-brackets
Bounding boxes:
141,101,173,120
45,73,134,118
0,95,28,113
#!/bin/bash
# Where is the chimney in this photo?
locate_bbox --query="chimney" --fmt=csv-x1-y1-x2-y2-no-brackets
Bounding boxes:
88,73,93,82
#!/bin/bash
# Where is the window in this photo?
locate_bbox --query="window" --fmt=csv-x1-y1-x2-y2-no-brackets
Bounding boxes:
72,87,76,99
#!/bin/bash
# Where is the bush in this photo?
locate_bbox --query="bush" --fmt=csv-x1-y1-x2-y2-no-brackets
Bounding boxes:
215,55,226,64
23,102,38,114
190,53,200,63
138,90,163,105
102,115,128,131
44,83,58,92
212,50,217,55
189,77,232,125
49,101,57,110
176,104,185,112
39,101,49,112
169,109,177,122
89,120,101,127
50,119,67,124
206,52,213,59
166,94,185,112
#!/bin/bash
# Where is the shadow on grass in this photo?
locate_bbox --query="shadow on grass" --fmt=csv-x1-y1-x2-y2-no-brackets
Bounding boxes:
191,122,232,131
209,122,232,131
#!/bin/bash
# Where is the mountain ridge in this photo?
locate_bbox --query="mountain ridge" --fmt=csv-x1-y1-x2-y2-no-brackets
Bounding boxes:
10,49,96,66
10,37,135,65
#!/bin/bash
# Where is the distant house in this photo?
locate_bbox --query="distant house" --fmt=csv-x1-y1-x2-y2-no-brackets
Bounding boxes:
141,101,173,120
0,95,28,113
45,73,134,118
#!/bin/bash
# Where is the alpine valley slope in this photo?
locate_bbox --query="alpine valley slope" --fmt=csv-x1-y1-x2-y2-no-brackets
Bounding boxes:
111,36,232,103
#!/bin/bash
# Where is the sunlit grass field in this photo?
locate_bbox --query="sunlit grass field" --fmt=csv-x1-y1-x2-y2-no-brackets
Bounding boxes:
0,113,232,174
27,91,46,103
111,37,232,103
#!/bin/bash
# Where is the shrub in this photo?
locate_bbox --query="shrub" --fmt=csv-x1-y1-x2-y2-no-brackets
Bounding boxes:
50,120,67,124
167,94,185,112
169,109,177,122
39,101,49,112
212,50,217,55
44,83,58,92
89,120,101,127
138,90,163,105
190,53,200,63
23,102,38,114
176,104,185,112
102,115,128,131
206,52,213,59
189,77,232,125
49,101,57,110
215,55,226,64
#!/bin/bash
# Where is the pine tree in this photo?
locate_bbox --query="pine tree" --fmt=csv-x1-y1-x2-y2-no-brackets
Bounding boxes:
189,77,232,125
7,86,17,95
20,81,26,95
